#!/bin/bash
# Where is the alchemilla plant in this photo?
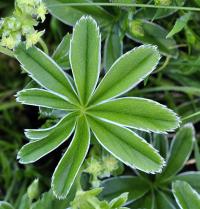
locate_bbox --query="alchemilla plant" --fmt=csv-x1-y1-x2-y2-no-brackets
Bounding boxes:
15,16,180,199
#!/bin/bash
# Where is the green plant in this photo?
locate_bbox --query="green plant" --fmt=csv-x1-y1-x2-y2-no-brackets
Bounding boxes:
101,124,196,208
172,181,200,209
15,16,180,199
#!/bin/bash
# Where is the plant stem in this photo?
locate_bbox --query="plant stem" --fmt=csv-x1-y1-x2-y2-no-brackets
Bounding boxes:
47,3,200,12
39,39,49,55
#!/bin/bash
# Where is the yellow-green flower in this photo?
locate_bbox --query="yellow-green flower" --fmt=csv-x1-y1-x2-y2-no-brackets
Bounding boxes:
37,3,47,22
26,30,44,49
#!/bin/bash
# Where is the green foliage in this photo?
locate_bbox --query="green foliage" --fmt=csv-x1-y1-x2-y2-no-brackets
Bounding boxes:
15,16,179,198
101,124,196,208
172,181,200,209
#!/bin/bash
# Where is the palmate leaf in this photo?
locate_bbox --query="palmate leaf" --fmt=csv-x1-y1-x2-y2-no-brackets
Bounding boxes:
15,16,181,199
87,116,165,173
172,181,200,209
17,113,77,163
16,88,77,110
90,45,160,105
70,16,101,104
88,97,180,133
52,116,90,199
15,44,78,104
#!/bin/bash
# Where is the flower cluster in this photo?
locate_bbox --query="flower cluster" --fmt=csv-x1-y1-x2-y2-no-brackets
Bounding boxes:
0,0,47,49
71,188,128,209
84,147,123,187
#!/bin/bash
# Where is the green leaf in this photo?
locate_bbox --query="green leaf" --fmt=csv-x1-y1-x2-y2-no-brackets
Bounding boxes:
88,97,180,133
90,45,160,105
172,181,200,209
173,172,200,192
166,13,192,38
24,113,77,140
15,44,78,104
70,16,101,104
17,113,77,164
109,192,128,208
155,191,177,209
16,88,77,110
127,20,178,57
153,134,169,159
104,25,122,72
0,202,14,209
52,34,71,70
129,192,155,209
101,176,150,203
46,0,113,26
87,116,164,173
52,116,90,199
158,124,195,181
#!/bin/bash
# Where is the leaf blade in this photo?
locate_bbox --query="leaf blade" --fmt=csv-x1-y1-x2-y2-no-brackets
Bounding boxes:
88,97,180,133
90,45,160,104
52,116,90,199
158,124,195,181
70,16,101,104
87,116,164,173
17,113,77,164
172,181,200,209
16,88,77,110
15,44,78,104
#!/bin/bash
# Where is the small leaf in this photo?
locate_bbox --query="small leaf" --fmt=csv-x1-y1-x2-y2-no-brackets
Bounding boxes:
88,97,180,133
17,113,77,164
104,25,123,72
172,181,200,209
52,34,71,70
16,88,77,110
90,45,160,105
173,171,200,192
101,176,150,203
0,202,14,209
52,116,90,199
70,16,101,104
166,13,192,38
158,124,195,181
15,44,78,104
87,116,165,173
